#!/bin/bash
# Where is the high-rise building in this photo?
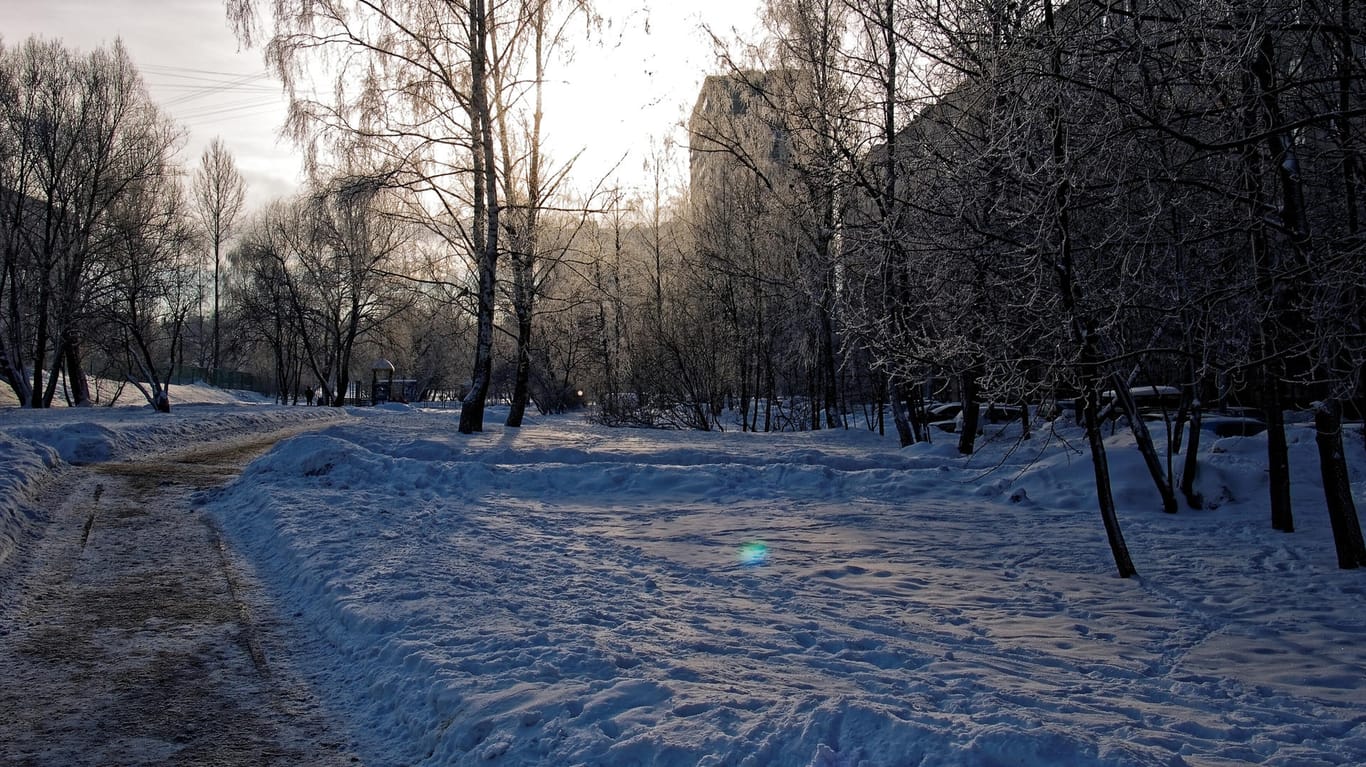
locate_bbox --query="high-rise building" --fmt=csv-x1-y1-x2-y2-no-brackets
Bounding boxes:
687,70,799,222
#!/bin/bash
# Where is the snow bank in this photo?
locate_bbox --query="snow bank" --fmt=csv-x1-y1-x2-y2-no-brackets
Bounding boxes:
207,408,1366,767
0,390,347,568
0,431,60,568
0,376,272,409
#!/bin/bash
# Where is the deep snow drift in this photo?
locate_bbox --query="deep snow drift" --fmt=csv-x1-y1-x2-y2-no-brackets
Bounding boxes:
2,398,1364,766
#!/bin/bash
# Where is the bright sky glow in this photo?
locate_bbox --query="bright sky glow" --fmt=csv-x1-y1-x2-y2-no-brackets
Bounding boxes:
2,0,765,210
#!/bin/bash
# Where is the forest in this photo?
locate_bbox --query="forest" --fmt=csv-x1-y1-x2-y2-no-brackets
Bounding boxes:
1,0,1363,571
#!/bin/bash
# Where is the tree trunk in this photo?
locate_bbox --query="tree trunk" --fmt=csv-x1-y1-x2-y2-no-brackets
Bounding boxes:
213,241,221,374
764,363,775,432
739,347,753,433
506,289,533,428
1238,28,1296,534
888,378,915,447
0,335,32,405
912,392,930,443
1172,385,1190,456
497,1,546,429
1180,391,1204,510
1110,374,1178,513
459,0,498,435
1264,382,1294,532
31,279,51,408
61,328,92,407
1315,400,1366,569
819,297,841,430
1043,0,1133,577
153,386,171,413
874,373,886,436
957,367,981,456
41,342,62,408
1082,383,1137,577
810,364,821,431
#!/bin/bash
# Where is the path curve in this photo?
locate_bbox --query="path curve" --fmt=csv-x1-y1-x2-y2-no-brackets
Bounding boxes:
0,422,361,766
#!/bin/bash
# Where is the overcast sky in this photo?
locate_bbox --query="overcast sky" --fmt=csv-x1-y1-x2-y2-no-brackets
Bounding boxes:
3,0,765,211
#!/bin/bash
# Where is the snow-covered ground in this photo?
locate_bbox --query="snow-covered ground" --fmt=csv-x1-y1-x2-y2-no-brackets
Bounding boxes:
2,396,1364,766
0,383,342,568
0,375,272,410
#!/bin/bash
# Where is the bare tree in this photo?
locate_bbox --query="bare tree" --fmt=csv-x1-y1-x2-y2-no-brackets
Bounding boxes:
100,166,199,412
226,0,597,432
0,37,181,408
757,0,855,430
490,0,598,428
191,136,246,376
230,182,409,406
228,206,303,404
226,0,503,430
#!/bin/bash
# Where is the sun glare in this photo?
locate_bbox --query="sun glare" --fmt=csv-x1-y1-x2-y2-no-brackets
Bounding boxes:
738,541,769,566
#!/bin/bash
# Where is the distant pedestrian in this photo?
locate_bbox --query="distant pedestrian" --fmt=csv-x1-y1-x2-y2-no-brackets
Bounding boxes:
305,386,315,407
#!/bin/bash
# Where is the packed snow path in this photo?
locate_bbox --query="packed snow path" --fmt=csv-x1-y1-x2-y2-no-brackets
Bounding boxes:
0,419,359,766
206,408,1366,767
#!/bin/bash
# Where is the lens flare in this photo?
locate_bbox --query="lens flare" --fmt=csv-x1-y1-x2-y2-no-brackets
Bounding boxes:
739,541,769,566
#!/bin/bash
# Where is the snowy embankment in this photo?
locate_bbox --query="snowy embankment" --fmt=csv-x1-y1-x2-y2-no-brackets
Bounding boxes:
202,406,1366,767
0,386,347,568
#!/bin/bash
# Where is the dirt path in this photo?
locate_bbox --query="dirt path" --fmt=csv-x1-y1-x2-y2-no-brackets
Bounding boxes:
0,425,359,766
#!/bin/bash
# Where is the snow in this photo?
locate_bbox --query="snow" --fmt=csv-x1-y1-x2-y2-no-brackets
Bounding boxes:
3,395,1365,766
0,383,343,568
0,374,275,410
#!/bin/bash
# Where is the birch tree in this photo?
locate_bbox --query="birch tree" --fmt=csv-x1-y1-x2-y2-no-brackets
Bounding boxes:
490,0,597,427
226,0,504,430
226,0,595,432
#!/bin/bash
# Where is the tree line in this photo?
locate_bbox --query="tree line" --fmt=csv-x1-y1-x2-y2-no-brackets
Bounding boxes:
0,37,250,412
2,0,1362,571
677,0,1365,573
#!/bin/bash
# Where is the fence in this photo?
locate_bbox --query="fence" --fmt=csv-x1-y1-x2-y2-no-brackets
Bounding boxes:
168,366,267,394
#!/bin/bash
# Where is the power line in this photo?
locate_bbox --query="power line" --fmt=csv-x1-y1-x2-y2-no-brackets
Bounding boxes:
143,69,282,107
136,62,290,137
